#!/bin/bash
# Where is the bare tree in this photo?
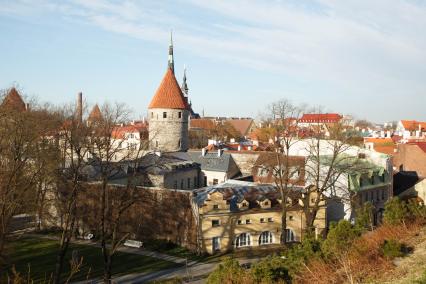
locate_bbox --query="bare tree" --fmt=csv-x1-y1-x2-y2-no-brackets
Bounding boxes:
0,96,54,262
301,112,363,234
86,102,147,283
53,105,92,284
259,99,304,244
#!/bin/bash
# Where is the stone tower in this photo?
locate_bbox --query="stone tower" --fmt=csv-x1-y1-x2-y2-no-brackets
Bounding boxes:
148,37,189,152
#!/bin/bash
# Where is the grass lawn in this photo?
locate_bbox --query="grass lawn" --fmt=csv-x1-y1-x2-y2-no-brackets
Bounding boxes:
3,236,180,283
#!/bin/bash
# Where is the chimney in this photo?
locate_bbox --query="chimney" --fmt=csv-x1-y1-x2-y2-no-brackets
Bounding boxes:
217,149,222,157
77,92,83,122
202,148,206,156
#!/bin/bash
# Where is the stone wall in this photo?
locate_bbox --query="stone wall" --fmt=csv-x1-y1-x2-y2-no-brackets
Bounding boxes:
76,184,198,250
394,144,426,178
148,108,189,152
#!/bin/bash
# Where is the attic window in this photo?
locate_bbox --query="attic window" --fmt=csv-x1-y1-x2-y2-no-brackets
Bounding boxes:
213,204,219,210
178,111,182,118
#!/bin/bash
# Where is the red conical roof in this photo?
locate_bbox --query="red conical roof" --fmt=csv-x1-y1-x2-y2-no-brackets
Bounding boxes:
88,104,103,121
148,68,188,109
2,87,26,111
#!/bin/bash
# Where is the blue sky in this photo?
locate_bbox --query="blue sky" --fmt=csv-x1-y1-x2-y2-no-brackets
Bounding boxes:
1,0,425,123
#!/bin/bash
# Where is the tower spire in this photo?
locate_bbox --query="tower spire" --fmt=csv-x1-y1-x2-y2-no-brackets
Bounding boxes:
181,65,188,97
168,30,174,74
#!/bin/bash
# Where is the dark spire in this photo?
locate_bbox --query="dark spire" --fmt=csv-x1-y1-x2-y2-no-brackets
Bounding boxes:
181,66,188,96
168,31,174,74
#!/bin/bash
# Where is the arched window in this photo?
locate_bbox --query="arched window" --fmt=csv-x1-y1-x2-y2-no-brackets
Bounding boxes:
235,233,251,248
258,231,273,245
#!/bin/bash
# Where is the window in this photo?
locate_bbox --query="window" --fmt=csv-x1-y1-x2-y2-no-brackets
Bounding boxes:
237,220,242,225
204,176,207,186
151,112,153,118
268,217,273,223
212,220,220,227
178,139,181,147
212,237,220,251
257,167,269,177
178,111,182,118
194,177,197,188
155,140,159,147
163,112,167,118
264,201,269,206
260,218,265,223
213,204,219,210
180,180,184,189
259,231,273,245
289,216,294,221
382,188,386,200
187,178,191,188
246,219,251,224
213,178,219,185
283,229,295,242
235,233,251,248
174,180,177,189
381,173,386,182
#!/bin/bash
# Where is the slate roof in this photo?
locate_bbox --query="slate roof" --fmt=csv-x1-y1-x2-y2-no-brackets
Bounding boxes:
193,180,303,210
187,150,233,172
148,68,188,109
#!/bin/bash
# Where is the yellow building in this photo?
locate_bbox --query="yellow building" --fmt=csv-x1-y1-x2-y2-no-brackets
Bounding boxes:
193,181,326,254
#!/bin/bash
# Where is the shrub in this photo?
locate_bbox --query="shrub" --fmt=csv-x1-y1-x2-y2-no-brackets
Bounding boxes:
380,239,404,259
355,202,374,232
322,220,360,258
251,256,290,283
206,257,247,284
415,269,426,284
383,197,408,225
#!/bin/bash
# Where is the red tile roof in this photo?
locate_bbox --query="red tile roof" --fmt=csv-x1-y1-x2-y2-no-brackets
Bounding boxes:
148,68,188,109
300,113,342,123
190,119,216,130
226,119,254,136
112,122,148,139
408,142,426,154
88,104,102,122
1,87,26,111
400,120,426,131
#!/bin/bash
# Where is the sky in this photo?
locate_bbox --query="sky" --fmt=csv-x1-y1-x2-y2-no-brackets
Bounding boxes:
0,0,425,123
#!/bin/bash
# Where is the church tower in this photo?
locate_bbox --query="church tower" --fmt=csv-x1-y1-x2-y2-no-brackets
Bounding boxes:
148,34,189,152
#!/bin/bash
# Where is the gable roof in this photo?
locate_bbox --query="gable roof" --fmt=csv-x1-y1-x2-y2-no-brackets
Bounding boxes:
148,68,188,109
1,87,26,111
226,119,254,136
300,113,342,123
400,120,426,131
